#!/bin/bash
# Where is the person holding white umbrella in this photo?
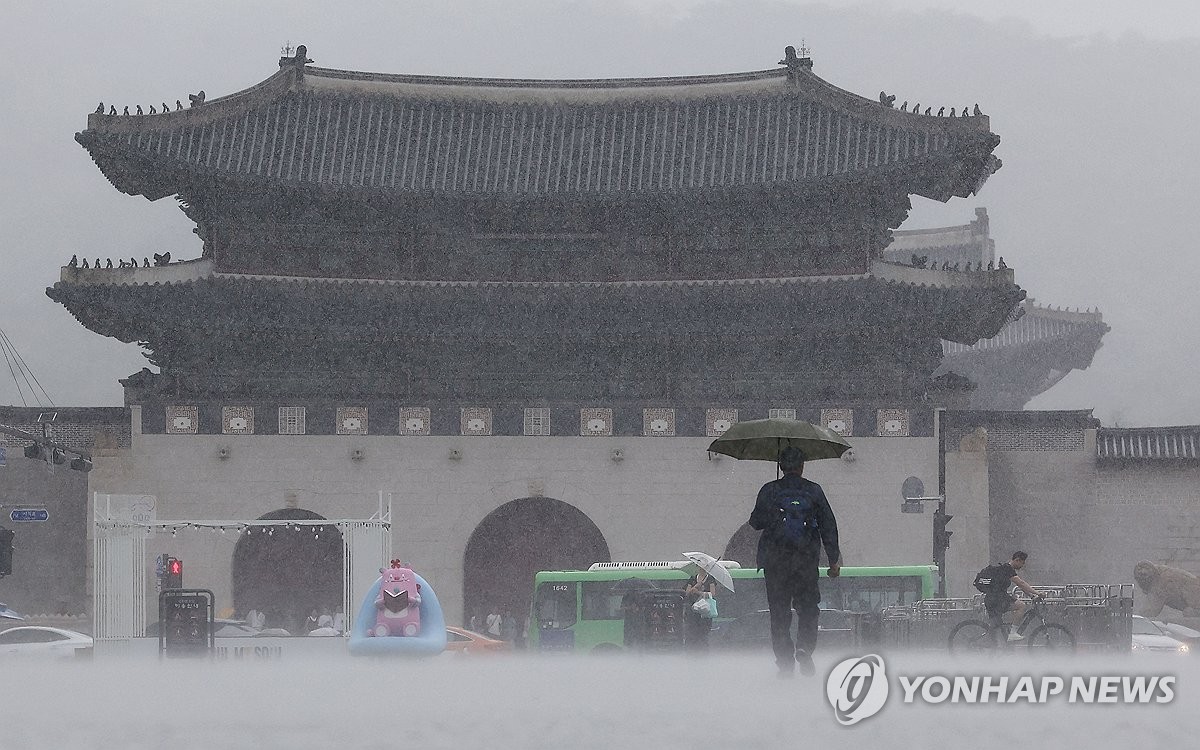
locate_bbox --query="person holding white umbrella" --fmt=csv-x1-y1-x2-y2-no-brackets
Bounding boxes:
680,551,735,652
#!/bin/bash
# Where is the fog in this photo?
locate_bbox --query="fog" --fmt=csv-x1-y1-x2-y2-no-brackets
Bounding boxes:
2,1,1198,425
4,650,1194,748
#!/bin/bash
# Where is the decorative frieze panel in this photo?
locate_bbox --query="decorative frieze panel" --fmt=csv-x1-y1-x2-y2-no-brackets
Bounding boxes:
461,407,492,436
643,408,676,437
821,408,853,437
524,408,551,436
580,408,613,436
165,405,198,434
877,409,910,437
278,406,306,435
706,409,738,437
222,406,254,435
769,408,797,420
336,407,368,435
398,407,431,436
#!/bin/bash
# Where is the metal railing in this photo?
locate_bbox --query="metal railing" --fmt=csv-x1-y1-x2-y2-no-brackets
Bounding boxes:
854,583,1134,652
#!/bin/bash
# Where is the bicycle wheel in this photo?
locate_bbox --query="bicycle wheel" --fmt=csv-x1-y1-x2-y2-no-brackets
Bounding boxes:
1027,624,1075,653
948,620,998,654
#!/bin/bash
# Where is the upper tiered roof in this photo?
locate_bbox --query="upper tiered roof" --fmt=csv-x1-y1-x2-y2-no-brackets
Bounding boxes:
77,46,1001,204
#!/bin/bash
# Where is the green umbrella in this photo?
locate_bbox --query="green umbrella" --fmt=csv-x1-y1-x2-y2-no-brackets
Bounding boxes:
706,418,851,461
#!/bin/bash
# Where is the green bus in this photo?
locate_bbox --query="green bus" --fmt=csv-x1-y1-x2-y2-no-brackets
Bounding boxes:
527,561,938,653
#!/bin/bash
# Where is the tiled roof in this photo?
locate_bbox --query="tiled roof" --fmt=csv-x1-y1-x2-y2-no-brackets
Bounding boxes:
48,260,1023,346
943,300,1107,355
77,59,1000,202
1097,426,1200,461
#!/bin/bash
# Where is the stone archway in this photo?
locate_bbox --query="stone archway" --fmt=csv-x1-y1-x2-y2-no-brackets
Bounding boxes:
462,497,609,632
231,509,344,633
723,523,759,567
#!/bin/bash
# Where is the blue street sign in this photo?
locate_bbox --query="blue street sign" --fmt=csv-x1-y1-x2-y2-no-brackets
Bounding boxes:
10,508,49,523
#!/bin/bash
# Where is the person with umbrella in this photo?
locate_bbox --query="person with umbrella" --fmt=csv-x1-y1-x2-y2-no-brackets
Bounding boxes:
748,446,842,677
682,567,718,652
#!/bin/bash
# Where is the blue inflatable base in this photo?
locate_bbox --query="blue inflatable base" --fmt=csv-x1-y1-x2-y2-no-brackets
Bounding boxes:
348,571,447,657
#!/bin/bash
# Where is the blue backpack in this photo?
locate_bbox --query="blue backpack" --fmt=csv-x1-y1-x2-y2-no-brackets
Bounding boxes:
776,486,819,546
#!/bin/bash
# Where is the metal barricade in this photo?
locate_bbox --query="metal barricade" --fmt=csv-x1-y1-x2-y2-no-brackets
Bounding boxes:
1017,583,1134,652
857,584,1135,652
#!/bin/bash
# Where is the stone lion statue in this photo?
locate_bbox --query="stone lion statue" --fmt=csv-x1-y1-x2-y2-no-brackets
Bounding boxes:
1133,561,1200,618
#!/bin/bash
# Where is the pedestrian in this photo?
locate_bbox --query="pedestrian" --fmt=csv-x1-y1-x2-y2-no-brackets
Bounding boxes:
332,604,346,635
486,604,503,638
748,446,841,677
246,607,266,630
683,569,717,651
304,608,320,634
317,607,334,630
500,607,517,642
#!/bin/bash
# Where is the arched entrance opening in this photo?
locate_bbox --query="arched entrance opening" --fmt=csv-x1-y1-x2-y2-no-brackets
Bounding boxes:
231,509,344,633
462,497,609,633
723,523,759,567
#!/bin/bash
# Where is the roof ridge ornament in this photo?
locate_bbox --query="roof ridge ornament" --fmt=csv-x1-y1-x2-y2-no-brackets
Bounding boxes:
778,43,812,80
280,43,313,70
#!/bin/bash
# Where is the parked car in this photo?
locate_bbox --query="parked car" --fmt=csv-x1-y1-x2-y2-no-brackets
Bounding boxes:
445,626,511,655
1131,615,1189,654
1153,620,1200,654
715,608,855,650
0,626,93,658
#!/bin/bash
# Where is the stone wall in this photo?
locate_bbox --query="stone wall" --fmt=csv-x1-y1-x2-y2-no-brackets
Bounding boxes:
87,406,943,623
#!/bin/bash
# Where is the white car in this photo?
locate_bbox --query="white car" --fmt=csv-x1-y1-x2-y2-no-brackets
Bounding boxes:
1153,620,1200,654
0,626,94,658
1131,615,1189,654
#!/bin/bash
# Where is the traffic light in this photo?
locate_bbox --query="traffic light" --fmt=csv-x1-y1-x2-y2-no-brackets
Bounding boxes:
933,505,954,563
0,527,13,577
164,557,183,589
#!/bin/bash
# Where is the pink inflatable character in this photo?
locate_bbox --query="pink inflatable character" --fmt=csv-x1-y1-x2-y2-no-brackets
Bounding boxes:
373,560,422,637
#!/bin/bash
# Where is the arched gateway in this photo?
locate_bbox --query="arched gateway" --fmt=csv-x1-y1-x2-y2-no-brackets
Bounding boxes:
463,497,609,632
232,509,344,632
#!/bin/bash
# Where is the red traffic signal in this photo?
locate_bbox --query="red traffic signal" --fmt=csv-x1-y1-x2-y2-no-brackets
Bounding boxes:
164,557,183,588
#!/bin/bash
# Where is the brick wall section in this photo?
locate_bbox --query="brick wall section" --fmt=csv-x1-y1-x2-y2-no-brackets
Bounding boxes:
0,407,131,452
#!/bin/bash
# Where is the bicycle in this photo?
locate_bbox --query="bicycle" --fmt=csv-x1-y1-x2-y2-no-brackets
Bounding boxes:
947,598,1075,654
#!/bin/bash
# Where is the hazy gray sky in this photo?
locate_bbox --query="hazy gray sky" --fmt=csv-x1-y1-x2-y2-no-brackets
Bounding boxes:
2,1,1197,426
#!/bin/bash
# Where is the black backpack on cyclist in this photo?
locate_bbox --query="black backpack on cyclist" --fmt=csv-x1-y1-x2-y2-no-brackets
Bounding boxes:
973,563,1009,594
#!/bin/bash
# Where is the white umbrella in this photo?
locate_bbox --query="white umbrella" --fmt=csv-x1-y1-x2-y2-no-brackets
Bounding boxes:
681,551,735,593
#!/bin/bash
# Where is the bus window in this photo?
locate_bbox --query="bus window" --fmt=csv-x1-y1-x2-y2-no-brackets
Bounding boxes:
535,582,577,629
580,582,624,621
714,578,768,620
826,577,923,612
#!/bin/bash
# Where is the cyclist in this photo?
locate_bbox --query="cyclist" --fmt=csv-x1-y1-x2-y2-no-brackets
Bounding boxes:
981,551,1044,641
